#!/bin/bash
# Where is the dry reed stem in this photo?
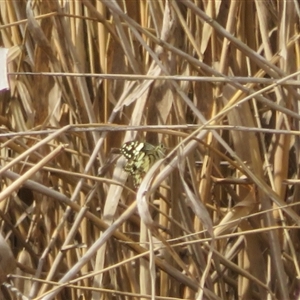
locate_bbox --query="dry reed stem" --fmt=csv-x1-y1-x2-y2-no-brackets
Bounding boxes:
1,1,300,299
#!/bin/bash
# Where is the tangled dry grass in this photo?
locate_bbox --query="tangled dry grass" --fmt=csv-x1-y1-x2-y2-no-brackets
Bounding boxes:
1,1,300,299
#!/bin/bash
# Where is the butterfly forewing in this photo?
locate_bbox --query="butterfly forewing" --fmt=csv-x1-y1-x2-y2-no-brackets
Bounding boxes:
120,141,165,187
121,141,141,159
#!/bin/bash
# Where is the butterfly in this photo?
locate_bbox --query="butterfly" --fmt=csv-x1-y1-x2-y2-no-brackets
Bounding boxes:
120,141,165,187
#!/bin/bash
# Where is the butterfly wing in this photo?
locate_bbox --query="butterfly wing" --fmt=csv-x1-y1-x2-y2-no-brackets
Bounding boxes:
121,141,165,187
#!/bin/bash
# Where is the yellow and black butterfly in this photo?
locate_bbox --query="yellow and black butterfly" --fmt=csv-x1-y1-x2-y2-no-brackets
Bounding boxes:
121,141,165,187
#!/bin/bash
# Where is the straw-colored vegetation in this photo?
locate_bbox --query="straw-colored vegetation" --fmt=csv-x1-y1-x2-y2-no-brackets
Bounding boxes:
1,1,300,299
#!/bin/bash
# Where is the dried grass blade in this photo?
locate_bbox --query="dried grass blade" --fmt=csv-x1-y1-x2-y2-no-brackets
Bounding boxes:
0,125,71,176
0,145,65,202
214,190,256,237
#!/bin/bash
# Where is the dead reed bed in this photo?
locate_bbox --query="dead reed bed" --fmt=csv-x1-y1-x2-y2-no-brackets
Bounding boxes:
1,1,300,299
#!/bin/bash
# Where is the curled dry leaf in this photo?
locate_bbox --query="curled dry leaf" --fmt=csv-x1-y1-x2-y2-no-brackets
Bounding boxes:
136,158,165,226
178,164,214,238
214,188,256,237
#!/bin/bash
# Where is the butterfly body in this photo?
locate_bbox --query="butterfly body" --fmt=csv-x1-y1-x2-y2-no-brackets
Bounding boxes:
121,141,165,187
